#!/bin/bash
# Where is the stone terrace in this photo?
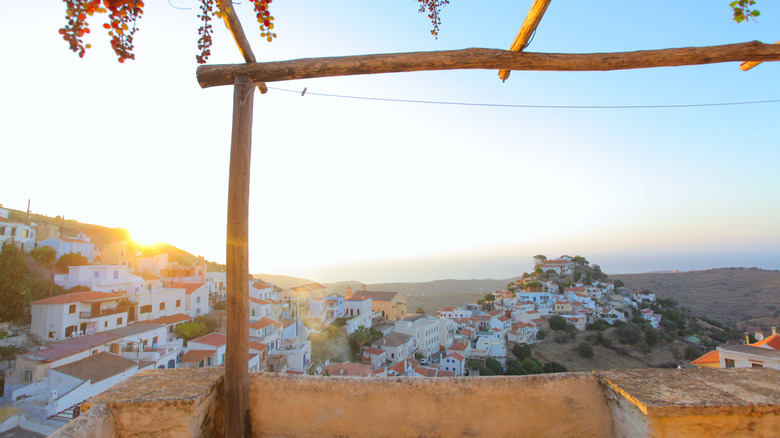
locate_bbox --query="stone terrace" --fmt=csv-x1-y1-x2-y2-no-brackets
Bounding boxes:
51,368,778,437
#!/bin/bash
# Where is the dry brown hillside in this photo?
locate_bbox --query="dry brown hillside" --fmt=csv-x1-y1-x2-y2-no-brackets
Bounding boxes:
613,268,780,331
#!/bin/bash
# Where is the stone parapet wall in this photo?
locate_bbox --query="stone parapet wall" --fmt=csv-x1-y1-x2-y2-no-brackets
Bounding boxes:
50,367,779,437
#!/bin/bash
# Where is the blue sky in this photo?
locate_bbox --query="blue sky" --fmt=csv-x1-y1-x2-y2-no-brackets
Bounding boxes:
1,1,778,282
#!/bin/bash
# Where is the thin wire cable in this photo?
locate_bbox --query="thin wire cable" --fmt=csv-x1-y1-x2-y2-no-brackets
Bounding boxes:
266,86,780,109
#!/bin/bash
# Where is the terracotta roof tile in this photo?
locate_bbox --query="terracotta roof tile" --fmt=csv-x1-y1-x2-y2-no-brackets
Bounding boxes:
691,350,720,365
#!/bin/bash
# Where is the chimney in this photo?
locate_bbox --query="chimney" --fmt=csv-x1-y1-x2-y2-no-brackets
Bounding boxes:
361,284,367,291
345,287,352,300
773,327,777,335
745,332,751,344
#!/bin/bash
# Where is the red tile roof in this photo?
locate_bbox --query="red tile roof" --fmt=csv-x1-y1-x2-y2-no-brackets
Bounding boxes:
365,347,385,356
449,342,468,351
191,332,227,347
0,216,23,224
248,342,269,352
168,282,204,295
249,297,272,305
253,282,273,290
691,350,720,365
445,352,464,361
751,333,780,350
31,291,124,305
439,306,455,312
181,349,215,364
249,317,283,330
146,313,192,326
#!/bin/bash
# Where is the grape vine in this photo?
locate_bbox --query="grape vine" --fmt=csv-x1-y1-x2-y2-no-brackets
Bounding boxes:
60,0,450,64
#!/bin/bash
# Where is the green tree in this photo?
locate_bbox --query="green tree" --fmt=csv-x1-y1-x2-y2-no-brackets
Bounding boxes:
349,325,371,356
576,341,594,358
485,357,503,375
512,343,532,360
414,306,425,314
616,323,642,345
29,246,57,265
521,357,544,374
56,251,89,270
533,254,547,268
548,315,567,331
175,320,209,342
0,242,29,328
505,358,526,375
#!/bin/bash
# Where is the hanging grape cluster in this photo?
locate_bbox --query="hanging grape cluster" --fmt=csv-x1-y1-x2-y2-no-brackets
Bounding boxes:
60,0,448,64
59,0,143,63
417,0,449,38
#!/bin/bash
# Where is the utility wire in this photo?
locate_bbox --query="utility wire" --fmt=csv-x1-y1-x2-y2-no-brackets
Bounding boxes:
266,86,780,109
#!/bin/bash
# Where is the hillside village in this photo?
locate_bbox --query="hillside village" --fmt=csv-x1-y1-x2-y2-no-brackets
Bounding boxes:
0,206,778,434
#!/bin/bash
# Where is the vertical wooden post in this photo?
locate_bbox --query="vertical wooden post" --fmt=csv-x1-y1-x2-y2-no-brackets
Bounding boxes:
226,75,254,438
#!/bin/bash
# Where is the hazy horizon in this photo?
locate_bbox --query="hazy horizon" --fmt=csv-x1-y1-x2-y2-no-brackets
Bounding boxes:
261,249,780,284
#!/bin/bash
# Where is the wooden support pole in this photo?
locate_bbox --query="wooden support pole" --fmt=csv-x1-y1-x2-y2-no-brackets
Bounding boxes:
225,75,254,438
740,40,780,71
197,41,780,88
220,0,268,94
498,0,552,82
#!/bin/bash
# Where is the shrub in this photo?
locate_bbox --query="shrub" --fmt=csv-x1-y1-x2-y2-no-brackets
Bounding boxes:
554,333,571,344
587,319,609,331
638,341,651,354
644,328,661,347
512,343,532,360
616,323,642,345
29,246,56,265
521,357,544,374
485,358,503,375
542,362,568,373
213,301,226,310
548,316,567,331
536,330,547,340
56,252,88,269
576,341,594,358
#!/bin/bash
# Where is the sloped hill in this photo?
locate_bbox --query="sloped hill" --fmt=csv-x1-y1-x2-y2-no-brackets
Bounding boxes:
613,268,780,331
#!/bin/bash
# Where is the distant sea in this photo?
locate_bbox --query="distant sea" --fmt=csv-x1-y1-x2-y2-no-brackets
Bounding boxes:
287,249,780,284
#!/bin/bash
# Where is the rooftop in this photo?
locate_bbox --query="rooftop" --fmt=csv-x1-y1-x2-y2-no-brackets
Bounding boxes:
52,352,137,383
106,322,163,338
21,333,121,363
56,368,779,437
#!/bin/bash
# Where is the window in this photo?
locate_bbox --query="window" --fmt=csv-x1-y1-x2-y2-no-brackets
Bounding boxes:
140,305,152,314
752,363,763,368
113,270,119,280
22,229,29,238
10,227,16,236
176,299,181,307
152,336,158,346
69,304,76,314
0,226,5,235
104,321,108,328
197,296,201,304
117,317,123,325
24,370,33,383
48,331,55,339
725,359,735,368
207,356,212,367
94,271,99,279
159,302,166,311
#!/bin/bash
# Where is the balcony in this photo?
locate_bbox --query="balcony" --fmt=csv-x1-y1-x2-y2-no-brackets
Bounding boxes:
78,306,129,320
51,368,778,437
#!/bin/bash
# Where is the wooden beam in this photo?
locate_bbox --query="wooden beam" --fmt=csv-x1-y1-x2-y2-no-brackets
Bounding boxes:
197,41,780,88
225,75,254,438
740,40,780,71
220,0,268,93
498,0,552,82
